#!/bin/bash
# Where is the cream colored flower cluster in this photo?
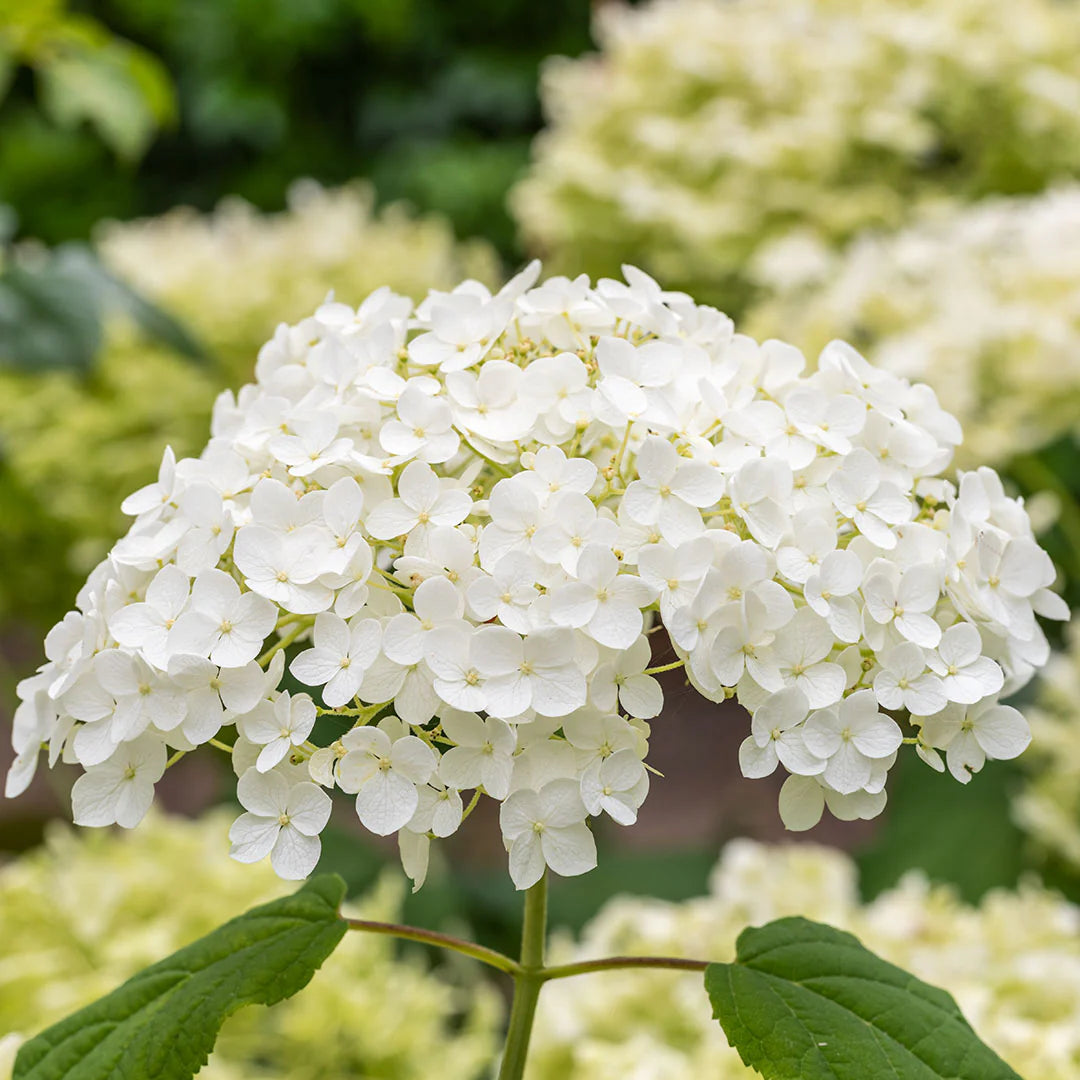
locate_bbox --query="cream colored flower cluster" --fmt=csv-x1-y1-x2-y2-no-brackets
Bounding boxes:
1015,626,1080,871
0,812,501,1080
512,0,1080,308
749,186,1080,467
6,263,1064,893
529,840,1080,1080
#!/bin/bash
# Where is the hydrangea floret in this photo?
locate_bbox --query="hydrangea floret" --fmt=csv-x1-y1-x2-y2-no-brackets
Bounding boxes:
5,262,1066,891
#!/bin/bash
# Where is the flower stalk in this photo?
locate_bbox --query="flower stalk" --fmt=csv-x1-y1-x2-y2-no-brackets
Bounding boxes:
498,874,549,1080
344,874,712,1077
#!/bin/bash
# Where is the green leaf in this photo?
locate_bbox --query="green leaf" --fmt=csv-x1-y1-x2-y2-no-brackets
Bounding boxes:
14,874,348,1080
705,916,1020,1080
0,245,206,373
0,46,14,108
52,245,207,362
36,38,174,161
0,261,102,372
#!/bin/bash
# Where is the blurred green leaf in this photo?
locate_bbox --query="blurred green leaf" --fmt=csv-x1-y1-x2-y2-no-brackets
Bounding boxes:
0,260,102,371
1,1,175,163
0,203,17,244
37,40,173,161
0,47,14,108
371,137,531,253
0,244,205,372
1,0,593,250
52,244,205,360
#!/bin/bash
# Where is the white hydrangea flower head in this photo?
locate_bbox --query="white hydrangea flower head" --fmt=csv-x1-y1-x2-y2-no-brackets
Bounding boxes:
5,262,1066,890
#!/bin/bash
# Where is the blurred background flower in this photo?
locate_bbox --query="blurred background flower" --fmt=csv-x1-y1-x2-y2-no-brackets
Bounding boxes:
513,0,1080,313
746,186,1080,470
1017,625,1080,877
529,839,1080,1080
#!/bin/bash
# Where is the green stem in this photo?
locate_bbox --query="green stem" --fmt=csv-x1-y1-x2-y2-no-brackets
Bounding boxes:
540,955,709,981
344,918,521,976
498,874,548,1080
257,619,312,667
643,658,685,676
343,888,716,1079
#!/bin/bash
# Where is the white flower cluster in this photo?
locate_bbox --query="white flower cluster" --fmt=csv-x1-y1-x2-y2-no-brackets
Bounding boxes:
530,840,1080,1080
513,0,1080,307
749,186,1080,466
5,263,1065,889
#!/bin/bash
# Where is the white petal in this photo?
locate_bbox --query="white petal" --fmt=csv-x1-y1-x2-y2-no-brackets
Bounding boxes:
271,827,321,879
399,829,430,892
739,736,778,779
671,463,725,508
71,769,124,827
796,663,845,709
540,823,597,878
973,704,1031,760
618,674,663,719
823,741,871,795
366,500,418,540
778,775,824,831
237,766,289,816
851,717,903,759
508,832,545,890
291,648,342,688
229,814,280,863
356,770,419,835
775,731,827,776
391,736,437,784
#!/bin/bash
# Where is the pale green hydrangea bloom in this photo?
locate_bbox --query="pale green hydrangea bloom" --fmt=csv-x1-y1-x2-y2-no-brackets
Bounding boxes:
96,181,500,375
0,812,502,1080
747,187,1080,467
528,840,1080,1080
513,0,1080,311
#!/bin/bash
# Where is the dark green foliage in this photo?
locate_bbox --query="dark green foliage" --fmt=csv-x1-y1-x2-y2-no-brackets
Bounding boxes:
705,917,1020,1080
14,874,348,1080
1,0,595,255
